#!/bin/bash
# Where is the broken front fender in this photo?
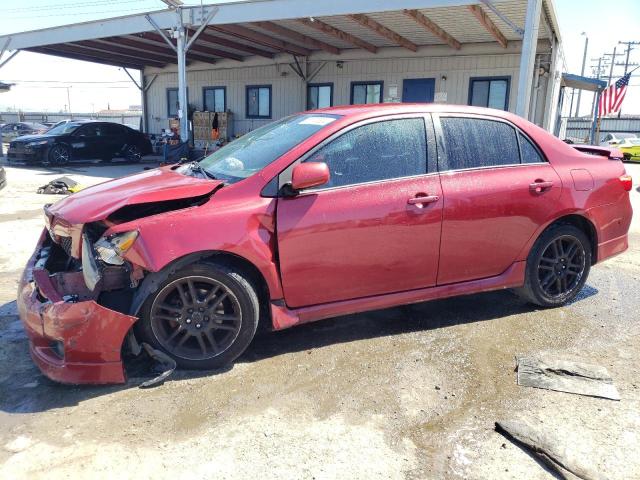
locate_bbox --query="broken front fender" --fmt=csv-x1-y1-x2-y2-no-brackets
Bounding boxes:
17,235,137,384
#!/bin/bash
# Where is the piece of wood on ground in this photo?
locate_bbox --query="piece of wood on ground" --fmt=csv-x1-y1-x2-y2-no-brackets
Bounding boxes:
495,420,605,480
516,355,620,401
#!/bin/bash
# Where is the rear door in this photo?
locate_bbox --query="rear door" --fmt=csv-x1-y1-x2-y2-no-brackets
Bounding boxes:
277,115,443,308
434,114,561,285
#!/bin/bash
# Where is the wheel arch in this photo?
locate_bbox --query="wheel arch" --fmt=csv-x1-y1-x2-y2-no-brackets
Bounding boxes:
130,250,272,326
540,213,598,264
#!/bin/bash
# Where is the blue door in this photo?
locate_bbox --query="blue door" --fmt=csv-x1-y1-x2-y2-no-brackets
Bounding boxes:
402,78,436,103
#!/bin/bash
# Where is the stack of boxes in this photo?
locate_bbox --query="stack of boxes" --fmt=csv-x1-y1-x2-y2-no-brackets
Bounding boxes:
192,111,233,149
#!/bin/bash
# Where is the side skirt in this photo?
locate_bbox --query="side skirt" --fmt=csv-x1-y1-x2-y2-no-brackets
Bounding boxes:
270,261,526,330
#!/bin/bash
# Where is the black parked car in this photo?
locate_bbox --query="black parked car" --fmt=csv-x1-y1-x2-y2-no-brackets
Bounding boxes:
7,120,152,165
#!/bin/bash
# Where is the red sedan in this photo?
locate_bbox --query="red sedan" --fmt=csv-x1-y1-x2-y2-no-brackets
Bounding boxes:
17,104,633,384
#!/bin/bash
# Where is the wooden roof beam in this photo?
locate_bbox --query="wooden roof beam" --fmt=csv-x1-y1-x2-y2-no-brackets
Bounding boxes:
196,28,274,59
42,43,165,67
140,32,220,63
347,13,417,52
467,4,508,48
28,46,147,70
296,18,377,54
73,40,176,64
403,9,461,50
209,24,311,56
102,36,178,57
251,21,340,55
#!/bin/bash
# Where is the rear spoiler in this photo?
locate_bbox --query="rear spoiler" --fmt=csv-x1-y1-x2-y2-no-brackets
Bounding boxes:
571,144,624,160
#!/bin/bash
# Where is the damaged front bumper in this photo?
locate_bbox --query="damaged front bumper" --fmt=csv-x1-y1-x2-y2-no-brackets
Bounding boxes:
17,230,137,384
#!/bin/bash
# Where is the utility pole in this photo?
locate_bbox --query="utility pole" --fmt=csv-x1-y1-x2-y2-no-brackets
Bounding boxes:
575,32,588,117
66,86,72,118
589,56,605,123
603,47,622,84
616,40,640,117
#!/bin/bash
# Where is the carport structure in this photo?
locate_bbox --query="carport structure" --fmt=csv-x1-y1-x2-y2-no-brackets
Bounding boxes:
0,0,562,141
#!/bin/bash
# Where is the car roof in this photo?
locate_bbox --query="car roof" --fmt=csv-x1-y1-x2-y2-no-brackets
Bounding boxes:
311,103,521,121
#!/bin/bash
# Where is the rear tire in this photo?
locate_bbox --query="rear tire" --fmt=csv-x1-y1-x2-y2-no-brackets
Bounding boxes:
136,262,259,370
516,224,591,307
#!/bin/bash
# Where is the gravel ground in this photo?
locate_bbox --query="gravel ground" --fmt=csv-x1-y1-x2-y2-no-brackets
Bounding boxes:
0,159,639,479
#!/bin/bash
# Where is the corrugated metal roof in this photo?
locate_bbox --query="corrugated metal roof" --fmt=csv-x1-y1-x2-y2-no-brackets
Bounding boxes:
2,0,559,68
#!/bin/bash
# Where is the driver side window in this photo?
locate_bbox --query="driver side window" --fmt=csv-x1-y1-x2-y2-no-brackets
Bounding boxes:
305,118,427,189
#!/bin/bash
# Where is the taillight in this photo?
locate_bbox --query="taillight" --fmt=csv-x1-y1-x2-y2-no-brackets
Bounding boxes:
620,175,632,191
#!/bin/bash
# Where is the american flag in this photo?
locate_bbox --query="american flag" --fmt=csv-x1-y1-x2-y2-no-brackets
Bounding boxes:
598,72,631,117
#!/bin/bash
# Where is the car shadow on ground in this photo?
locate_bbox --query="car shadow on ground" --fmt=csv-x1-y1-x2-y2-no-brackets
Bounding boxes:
0,285,599,415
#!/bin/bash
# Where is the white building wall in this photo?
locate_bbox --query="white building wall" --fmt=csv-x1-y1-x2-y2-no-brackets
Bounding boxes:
144,40,552,135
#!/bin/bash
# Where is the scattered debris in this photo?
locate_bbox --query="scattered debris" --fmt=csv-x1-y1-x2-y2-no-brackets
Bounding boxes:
138,343,177,389
36,176,84,195
516,356,620,401
496,420,604,480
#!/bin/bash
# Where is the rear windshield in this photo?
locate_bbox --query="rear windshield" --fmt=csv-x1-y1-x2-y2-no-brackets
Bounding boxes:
199,114,340,183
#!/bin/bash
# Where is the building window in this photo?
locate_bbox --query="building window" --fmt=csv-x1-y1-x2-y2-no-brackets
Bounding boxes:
203,87,226,112
246,85,272,119
468,77,510,110
307,83,333,110
351,81,383,105
167,88,178,117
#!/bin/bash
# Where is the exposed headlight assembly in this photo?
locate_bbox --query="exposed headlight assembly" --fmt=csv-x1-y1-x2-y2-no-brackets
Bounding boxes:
94,231,139,266
27,140,49,147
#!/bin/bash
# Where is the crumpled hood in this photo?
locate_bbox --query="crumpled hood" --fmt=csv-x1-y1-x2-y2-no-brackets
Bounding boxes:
48,166,223,224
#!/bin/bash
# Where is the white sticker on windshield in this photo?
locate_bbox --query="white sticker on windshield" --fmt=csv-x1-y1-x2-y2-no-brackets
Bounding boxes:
298,117,335,126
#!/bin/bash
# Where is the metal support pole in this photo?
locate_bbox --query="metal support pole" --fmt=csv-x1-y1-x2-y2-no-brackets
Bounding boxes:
590,89,601,145
589,57,602,122
0,50,19,70
176,23,189,142
575,34,588,117
515,0,542,119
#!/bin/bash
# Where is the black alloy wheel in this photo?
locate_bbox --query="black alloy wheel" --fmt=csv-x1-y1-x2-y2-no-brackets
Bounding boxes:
137,262,259,370
150,276,242,361
516,224,591,307
47,145,70,165
536,235,586,298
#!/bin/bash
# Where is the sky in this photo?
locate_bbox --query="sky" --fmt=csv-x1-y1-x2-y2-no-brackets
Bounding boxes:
0,0,639,117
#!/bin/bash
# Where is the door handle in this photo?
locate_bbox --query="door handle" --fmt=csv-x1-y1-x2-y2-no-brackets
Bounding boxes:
529,180,554,194
408,195,440,205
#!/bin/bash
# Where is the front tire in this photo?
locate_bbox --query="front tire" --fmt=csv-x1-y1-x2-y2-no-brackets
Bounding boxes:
46,145,71,166
516,224,591,307
136,262,259,370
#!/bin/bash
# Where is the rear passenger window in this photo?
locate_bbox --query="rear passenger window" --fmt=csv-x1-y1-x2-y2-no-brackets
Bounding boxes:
305,118,427,189
440,117,519,170
518,132,544,163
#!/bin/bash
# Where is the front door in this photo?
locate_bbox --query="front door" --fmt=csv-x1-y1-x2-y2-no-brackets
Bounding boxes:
435,114,562,285
402,78,436,103
71,124,101,159
277,116,443,308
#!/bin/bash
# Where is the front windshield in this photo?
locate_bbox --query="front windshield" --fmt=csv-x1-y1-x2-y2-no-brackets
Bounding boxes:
46,122,83,135
199,113,340,183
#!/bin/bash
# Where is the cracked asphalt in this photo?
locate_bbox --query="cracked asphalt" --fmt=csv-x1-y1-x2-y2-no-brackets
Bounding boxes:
1,159,639,479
